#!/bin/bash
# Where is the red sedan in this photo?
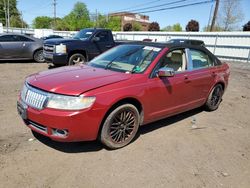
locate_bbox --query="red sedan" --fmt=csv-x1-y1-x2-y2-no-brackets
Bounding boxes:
17,40,230,149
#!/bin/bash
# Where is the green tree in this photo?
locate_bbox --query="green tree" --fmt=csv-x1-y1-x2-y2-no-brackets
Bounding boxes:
172,23,182,31
106,17,121,31
132,22,141,31
32,16,53,29
61,2,93,31
0,0,27,27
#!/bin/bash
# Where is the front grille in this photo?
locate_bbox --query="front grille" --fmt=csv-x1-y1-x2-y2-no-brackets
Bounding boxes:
21,84,48,110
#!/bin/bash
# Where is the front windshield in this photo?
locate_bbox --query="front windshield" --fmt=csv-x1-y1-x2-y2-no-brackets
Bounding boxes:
73,29,94,40
89,44,162,73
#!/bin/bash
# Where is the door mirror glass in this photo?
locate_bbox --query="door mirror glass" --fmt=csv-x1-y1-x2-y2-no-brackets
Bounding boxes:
158,67,175,77
92,37,100,42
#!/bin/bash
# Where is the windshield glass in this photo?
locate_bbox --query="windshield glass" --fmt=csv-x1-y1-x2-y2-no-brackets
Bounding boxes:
89,44,162,73
73,29,94,40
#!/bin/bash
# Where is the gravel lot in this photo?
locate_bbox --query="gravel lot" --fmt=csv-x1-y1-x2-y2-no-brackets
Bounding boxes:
0,61,249,188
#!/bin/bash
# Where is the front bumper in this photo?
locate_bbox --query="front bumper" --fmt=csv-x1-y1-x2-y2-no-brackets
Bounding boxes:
17,99,105,142
44,52,68,65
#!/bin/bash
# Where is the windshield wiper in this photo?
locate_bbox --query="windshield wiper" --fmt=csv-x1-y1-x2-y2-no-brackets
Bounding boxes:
105,47,143,70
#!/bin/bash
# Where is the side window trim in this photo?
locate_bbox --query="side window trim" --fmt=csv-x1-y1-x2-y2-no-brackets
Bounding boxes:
186,48,193,71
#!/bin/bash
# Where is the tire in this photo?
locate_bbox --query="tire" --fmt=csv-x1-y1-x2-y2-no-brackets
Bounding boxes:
68,53,86,65
33,49,45,63
205,84,224,111
100,104,140,149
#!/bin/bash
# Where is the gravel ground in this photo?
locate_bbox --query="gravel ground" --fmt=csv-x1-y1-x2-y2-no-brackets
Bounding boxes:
0,61,249,188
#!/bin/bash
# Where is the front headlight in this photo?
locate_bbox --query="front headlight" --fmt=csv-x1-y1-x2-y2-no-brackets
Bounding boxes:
46,93,96,110
55,44,67,54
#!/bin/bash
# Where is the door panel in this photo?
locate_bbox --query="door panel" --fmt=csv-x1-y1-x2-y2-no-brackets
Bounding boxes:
145,73,191,120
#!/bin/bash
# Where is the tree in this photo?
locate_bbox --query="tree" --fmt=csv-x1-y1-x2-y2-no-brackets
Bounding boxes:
32,16,53,29
60,2,93,31
162,23,182,31
132,22,141,31
106,17,121,31
172,23,182,31
148,22,160,31
0,0,27,27
243,21,250,31
123,23,132,31
186,20,199,31
218,0,243,31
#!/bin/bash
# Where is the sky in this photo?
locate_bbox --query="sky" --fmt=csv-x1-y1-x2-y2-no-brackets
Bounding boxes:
17,0,250,30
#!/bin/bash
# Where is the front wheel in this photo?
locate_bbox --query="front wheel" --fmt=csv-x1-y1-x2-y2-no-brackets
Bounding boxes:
68,53,86,65
100,104,140,149
205,84,224,111
33,49,45,63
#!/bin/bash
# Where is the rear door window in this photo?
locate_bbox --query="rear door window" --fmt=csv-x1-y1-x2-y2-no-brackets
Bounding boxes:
0,35,16,42
190,49,213,69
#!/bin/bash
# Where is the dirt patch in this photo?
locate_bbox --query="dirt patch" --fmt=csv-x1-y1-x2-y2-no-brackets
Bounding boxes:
0,61,249,187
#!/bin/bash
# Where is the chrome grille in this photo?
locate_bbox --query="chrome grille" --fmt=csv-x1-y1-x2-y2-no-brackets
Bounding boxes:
21,84,48,110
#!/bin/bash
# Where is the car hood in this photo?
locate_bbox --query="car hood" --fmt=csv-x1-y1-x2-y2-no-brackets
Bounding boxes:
44,38,82,45
27,65,132,96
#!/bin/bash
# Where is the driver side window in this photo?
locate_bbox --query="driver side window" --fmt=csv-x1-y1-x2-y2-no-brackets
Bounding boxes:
161,49,187,72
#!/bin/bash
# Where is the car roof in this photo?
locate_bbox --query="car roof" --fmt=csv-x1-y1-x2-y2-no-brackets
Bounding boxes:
123,40,206,50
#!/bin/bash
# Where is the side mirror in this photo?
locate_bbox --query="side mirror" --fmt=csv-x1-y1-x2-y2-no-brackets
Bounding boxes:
157,67,175,77
92,36,100,42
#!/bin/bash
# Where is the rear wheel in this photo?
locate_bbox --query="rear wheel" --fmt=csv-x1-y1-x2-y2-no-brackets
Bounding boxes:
205,84,224,111
33,49,45,63
68,53,86,65
100,104,140,149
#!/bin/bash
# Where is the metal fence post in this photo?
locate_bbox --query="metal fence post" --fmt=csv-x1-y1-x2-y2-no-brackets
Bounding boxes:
247,49,250,63
213,34,218,54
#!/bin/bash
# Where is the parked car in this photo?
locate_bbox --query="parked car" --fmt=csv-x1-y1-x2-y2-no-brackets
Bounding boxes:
17,40,230,149
43,28,126,66
0,33,45,63
41,35,63,40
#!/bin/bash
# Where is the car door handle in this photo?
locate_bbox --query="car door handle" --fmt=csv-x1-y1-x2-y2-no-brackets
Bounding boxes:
184,75,190,83
211,71,216,77
106,45,113,48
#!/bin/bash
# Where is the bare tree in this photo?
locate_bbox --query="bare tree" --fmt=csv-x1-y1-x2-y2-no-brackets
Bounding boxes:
218,0,244,31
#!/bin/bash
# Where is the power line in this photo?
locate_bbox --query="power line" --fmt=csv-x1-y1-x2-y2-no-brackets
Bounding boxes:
119,0,187,13
111,0,163,13
131,0,214,14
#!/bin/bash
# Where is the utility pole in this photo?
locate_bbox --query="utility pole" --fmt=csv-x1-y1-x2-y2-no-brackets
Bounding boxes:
210,0,220,31
3,0,7,31
53,0,57,29
95,9,98,27
7,0,10,31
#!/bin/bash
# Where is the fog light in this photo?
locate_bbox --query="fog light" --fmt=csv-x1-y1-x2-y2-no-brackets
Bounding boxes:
52,128,68,137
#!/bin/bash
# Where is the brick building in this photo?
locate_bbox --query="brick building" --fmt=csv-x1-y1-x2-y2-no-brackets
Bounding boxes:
109,12,150,31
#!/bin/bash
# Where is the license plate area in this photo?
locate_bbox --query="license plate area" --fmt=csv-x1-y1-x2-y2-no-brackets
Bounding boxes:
17,101,28,120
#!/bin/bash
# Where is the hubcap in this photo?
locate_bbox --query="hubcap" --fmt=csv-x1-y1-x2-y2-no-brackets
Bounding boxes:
35,51,44,62
72,57,84,65
210,86,222,107
109,110,136,143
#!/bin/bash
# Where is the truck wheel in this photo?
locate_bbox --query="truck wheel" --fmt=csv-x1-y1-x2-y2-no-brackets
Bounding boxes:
205,84,224,111
100,104,140,149
68,53,86,65
33,49,45,63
